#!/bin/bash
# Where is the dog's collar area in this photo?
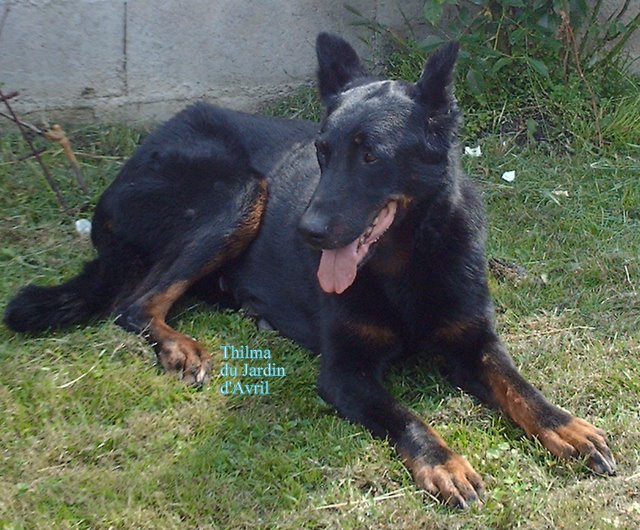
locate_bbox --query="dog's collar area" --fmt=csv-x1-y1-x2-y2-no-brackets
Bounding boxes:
317,200,397,294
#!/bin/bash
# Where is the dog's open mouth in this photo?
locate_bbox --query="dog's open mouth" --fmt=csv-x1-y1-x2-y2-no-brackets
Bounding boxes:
317,201,397,294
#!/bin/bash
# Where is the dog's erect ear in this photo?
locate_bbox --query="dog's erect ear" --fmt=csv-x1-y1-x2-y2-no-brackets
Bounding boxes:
416,41,459,110
316,33,369,105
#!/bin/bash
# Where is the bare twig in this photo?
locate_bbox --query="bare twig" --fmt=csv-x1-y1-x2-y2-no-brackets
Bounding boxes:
1,96,89,197
57,363,98,389
44,124,89,193
0,90,18,101
0,109,45,134
598,11,640,68
16,146,47,161
57,349,107,389
314,487,415,510
504,325,596,340
610,0,631,25
578,0,604,59
0,88,69,212
559,11,603,148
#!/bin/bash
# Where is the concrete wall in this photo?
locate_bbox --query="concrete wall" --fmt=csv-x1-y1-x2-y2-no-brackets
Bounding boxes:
0,1,637,126
0,0,422,125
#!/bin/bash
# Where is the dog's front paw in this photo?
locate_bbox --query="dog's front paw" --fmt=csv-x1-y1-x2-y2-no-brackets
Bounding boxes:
156,335,212,386
410,453,485,509
538,416,616,475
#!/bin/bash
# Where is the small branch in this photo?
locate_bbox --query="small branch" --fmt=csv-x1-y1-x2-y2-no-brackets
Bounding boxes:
16,146,47,161
57,362,98,389
597,11,640,68
0,88,70,212
559,11,603,148
579,0,604,59
44,124,89,193
0,97,89,197
0,110,45,135
0,90,18,102
610,0,631,25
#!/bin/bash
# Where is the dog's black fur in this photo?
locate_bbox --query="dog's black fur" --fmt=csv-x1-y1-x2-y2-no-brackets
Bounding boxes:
4,34,615,507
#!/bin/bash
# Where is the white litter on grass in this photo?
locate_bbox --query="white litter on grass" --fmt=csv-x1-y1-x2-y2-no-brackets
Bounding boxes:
75,218,92,236
551,190,570,197
501,170,516,182
464,146,482,157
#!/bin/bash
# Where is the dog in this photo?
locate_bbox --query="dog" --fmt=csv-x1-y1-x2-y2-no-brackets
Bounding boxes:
4,33,616,508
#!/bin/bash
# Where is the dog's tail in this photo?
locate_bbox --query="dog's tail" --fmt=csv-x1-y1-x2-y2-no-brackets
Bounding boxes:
4,246,138,333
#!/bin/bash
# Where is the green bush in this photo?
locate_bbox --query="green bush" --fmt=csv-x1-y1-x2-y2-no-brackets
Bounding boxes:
351,0,640,151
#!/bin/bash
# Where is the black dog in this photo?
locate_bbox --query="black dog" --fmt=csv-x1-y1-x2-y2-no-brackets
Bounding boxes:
4,34,615,507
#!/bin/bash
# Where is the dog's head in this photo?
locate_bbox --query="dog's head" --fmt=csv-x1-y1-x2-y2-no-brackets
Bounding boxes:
298,33,460,294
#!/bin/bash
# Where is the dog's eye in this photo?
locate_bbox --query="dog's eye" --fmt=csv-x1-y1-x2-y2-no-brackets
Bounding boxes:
363,152,377,164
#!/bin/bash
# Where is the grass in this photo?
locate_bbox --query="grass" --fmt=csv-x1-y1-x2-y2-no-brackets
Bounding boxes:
1,91,639,529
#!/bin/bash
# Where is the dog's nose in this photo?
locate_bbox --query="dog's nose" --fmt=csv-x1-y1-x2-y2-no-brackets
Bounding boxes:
298,214,329,248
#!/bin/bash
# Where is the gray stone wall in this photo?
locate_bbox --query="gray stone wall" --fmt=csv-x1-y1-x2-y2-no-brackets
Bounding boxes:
0,1,637,126
0,0,422,124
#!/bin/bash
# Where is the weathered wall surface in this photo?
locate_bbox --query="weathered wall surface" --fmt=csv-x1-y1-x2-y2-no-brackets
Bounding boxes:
0,0,422,124
0,1,637,126
600,0,640,68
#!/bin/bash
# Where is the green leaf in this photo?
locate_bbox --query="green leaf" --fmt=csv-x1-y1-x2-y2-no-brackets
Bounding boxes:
420,34,446,52
465,67,486,95
537,12,562,34
569,0,588,22
527,118,539,142
509,27,527,46
492,56,514,74
0,247,18,260
525,57,550,78
458,5,472,25
423,1,444,26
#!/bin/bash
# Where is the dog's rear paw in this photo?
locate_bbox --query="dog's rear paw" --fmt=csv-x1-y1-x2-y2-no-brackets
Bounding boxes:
538,416,616,475
156,335,212,386
411,453,485,509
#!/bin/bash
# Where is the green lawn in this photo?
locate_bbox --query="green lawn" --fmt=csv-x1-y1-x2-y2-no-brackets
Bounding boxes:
0,114,638,529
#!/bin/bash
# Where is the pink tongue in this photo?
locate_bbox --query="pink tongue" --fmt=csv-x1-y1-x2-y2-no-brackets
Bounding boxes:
317,240,359,294
317,201,397,294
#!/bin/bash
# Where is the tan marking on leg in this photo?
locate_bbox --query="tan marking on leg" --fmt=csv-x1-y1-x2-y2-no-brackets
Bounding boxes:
482,356,540,436
225,177,268,257
134,178,267,385
482,356,616,474
146,280,191,321
142,281,211,385
433,319,480,344
344,320,397,346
